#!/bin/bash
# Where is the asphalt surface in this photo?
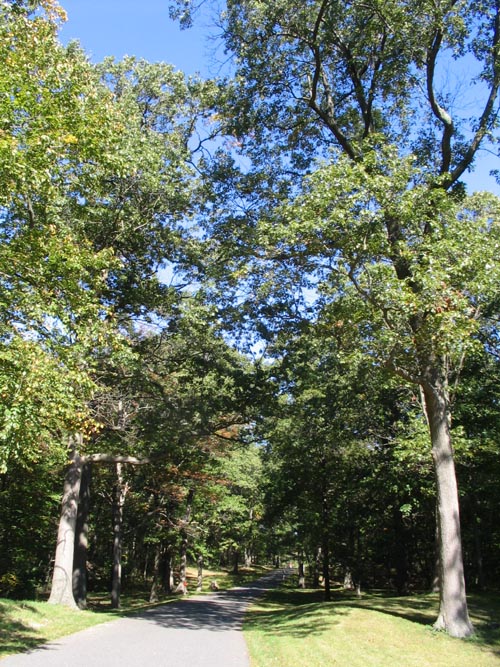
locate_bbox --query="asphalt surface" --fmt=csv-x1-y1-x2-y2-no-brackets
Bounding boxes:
2,570,288,667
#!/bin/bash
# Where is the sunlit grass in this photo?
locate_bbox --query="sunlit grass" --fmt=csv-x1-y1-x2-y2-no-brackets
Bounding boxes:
244,584,500,667
0,599,113,658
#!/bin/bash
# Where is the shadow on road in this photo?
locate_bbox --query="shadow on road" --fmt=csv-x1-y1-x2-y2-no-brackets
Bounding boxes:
137,571,288,633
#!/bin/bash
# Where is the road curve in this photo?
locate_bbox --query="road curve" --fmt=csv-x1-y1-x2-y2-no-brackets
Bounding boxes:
2,570,287,667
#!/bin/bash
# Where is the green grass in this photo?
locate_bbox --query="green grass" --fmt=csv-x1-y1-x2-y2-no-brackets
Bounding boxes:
6,570,496,666
0,565,270,658
0,599,114,658
203,565,271,592
243,584,500,667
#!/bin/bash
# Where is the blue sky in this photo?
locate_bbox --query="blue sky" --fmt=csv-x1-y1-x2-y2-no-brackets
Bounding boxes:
57,0,499,195
59,0,222,77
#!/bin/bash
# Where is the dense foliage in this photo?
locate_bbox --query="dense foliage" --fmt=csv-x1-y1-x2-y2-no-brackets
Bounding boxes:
0,0,499,641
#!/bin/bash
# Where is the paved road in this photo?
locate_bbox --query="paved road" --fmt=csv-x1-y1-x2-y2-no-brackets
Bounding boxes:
2,570,288,667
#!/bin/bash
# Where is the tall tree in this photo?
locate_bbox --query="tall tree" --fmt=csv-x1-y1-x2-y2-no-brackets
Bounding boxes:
0,0,226,606
0,1,128,470
172,0,500,637
273,163,499,636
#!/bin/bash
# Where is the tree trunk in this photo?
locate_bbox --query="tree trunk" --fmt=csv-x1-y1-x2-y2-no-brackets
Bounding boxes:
468,495,485,590
343,568,354,590
73,462,91,609
149,543,162,603
245,508,254,567
48,438,82,608
179,537,188,587
232,548,239,575
298,559,305,588
431,502,441,593
163,543,173,594
111,462,129,609
473,515,484,590
422,378,474,638
393,504,409,595
355,529,362,593
196,555,203,592
177,488,193,592
312,547,321,588
322,538,331,601
322,490,331,601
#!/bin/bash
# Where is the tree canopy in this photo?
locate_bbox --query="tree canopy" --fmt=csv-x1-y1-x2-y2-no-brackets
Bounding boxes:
1,0,500,642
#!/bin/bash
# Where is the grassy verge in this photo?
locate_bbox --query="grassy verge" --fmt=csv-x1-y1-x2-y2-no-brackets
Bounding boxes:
0,599,114,659
243,583,500,667
0,565,269,659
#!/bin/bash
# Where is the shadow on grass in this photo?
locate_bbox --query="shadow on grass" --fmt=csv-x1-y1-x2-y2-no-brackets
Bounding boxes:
0,601,49,657
244,587,348,638
465,593,500,655
349,589,438,626
245,583,500,652
352,588,500,653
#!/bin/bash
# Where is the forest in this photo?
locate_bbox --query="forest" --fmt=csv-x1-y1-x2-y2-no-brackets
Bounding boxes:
0,0,500,643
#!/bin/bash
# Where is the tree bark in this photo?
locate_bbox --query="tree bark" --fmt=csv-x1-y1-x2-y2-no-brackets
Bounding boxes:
179,537,187,585
322,538,331,601
73,462,91,609
312,547,321,588
431,502,441,593
232,548,239,575
322,490,331,601
393,504,409,595
343,568,354,590
111,462,129,609
49,445,148,608
196,555,203,592
298,559,305,588
149,543,162,603
245,507,254,567
163,543,173,594
473,515,484,590
48,437,83,608
422,377,474,638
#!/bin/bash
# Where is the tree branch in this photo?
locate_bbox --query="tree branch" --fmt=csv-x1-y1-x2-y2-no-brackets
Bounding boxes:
365,30,387,138
307,0,357,159
385,349,422,385
83,453,151,465
446,2,500,186
426,28,454,175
